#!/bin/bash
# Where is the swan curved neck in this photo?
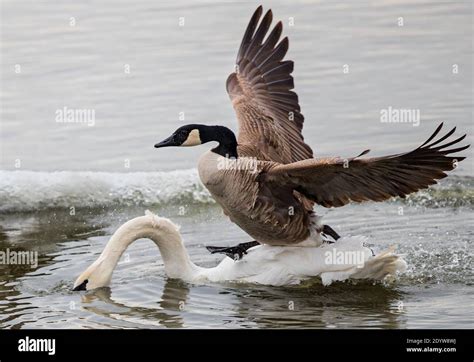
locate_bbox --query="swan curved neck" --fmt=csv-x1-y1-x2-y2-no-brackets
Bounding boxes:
98,215,199,284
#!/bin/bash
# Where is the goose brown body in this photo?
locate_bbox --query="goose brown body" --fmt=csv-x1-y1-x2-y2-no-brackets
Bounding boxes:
198,151,312,245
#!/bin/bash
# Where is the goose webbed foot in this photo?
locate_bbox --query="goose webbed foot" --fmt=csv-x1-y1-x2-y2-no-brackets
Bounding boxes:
321,224,340,243
206,240,260,260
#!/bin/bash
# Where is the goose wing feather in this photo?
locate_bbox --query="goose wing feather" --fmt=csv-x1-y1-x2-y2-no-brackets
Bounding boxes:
227,6,313,164
261,123,469,208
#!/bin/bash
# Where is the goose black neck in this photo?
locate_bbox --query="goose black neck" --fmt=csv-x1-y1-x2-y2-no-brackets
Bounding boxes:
201,125,238,158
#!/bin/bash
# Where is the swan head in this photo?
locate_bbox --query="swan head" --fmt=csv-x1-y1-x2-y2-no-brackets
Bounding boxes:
73,211,189,291
73,240,121,291
72,259,105,291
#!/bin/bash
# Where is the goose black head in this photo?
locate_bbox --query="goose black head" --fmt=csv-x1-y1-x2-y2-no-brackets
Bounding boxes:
154,124,238,158
154,124,203,148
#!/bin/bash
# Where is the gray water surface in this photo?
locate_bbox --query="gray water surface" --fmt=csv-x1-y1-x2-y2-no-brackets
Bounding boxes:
1,0,472,173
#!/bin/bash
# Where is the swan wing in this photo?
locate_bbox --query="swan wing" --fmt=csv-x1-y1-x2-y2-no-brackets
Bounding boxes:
226,6,313,163
208,238,406,286
262,123,469,207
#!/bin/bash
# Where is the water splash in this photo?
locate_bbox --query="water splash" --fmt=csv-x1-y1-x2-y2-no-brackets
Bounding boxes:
1,171,472,213
0,170,214,213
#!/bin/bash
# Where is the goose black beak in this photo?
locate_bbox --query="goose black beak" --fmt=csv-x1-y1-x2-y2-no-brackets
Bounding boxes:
154,136,178,148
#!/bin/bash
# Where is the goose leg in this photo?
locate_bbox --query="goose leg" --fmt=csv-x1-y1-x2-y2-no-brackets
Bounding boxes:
206,240,260,260
322,224,340,242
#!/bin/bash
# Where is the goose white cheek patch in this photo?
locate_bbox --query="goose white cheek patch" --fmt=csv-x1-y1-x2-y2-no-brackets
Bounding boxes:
182,129,201,146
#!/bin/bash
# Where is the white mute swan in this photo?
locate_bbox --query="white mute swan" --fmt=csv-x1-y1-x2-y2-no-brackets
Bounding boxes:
73,211,406,291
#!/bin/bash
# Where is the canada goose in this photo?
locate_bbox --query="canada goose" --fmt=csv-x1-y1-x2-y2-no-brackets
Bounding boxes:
73,211,407,290
154,6,469,258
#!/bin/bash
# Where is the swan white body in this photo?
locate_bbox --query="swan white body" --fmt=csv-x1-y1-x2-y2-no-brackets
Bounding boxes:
73,211,406,291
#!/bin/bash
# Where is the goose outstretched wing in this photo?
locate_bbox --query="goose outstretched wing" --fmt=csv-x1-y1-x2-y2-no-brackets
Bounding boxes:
227,6,313,163
261,123,469,207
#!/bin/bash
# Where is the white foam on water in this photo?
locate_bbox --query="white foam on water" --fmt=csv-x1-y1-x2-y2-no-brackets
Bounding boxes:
0,169,213,212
